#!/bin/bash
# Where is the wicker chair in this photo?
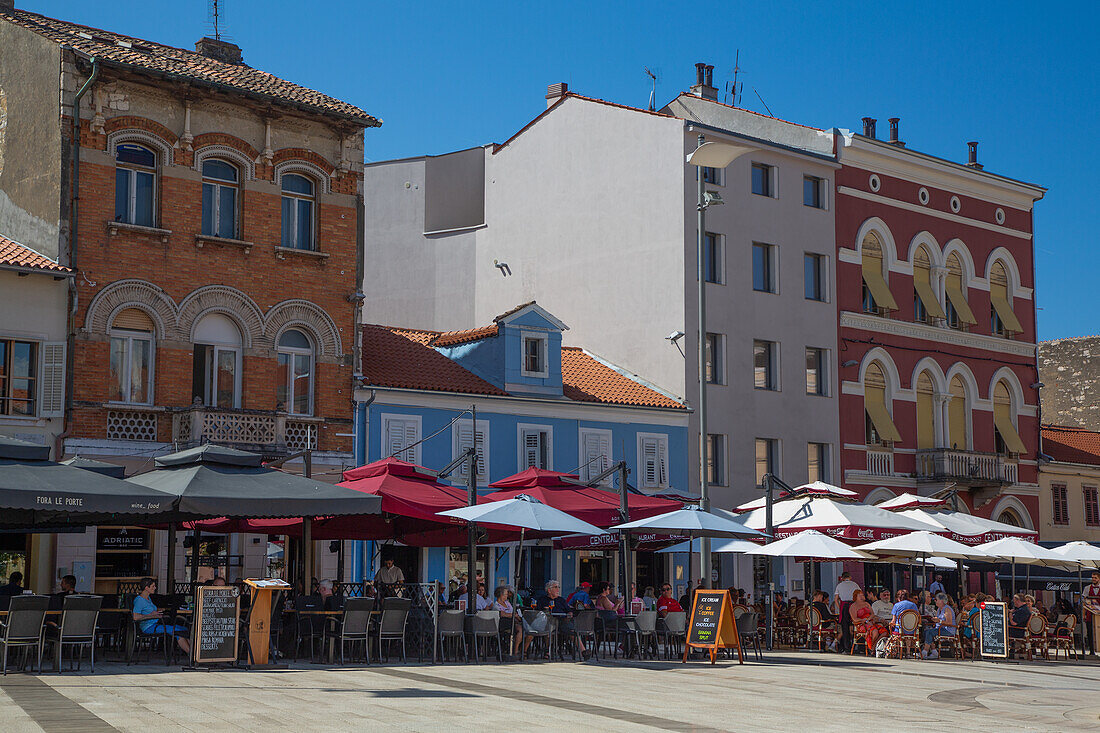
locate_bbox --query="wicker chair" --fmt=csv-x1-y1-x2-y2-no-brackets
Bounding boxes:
959,613,979,660
1050,614,1077,661
935,617,961,660
884,610,920,659
849,617,871,656
789,606,809,648
807,606,836,652
1023,613,1049,661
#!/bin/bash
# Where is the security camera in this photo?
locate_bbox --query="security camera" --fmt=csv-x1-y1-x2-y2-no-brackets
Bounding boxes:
666,331,685,342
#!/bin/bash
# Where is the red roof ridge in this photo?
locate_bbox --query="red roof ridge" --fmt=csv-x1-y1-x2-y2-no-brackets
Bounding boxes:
0,233,74,275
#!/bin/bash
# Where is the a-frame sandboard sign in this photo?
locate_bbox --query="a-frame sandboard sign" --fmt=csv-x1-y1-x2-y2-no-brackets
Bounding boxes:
683,588,743,664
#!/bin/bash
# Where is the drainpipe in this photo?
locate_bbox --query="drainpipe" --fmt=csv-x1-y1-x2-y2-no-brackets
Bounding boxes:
56,55,99,460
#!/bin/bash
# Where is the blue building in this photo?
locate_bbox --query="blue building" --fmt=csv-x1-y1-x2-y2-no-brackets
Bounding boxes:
351,303,690,594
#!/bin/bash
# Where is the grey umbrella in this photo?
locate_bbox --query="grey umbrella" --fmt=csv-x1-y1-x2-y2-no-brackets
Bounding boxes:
126,445,383,518
0,435,174,524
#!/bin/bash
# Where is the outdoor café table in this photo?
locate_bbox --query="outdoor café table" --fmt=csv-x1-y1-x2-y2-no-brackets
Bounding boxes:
297,609,380,663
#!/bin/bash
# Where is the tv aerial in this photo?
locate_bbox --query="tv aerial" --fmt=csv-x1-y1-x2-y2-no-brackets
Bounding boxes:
644,66,660,112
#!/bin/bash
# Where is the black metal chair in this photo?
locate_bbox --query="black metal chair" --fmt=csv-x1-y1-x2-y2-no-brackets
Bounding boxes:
45,595,102,673
438,609,468,663
521,610,553,660
292,594,324,661
658,611,687,659
736,611,762,661
377,597,411,663
325,597,373,665
573,610,598,661
0,595,49,674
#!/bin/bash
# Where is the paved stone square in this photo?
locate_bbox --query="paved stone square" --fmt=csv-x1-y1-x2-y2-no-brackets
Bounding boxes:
1,651,1098,731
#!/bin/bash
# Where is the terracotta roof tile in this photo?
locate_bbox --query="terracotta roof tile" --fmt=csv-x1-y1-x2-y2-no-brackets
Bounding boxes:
362,325,507,396
430,324,498,348
492,301,538,322
1042,425,1100,466
362,326,685,410
0,234,73,275
561,348,685,409
2,9,379,126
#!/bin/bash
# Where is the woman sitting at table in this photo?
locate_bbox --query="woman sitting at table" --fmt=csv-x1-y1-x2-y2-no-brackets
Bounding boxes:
132,577,190,656
920,592,956,659
849,589,886,650
493,586,523,657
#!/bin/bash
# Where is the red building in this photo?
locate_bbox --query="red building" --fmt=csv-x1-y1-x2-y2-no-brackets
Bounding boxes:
834,120,1045,531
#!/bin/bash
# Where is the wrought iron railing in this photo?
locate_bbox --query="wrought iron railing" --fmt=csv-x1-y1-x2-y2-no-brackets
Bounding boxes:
916,448,1017,484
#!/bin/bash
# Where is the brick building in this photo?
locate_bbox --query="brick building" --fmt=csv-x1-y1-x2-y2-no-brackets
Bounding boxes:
834,119,1046,537
0,5,377,592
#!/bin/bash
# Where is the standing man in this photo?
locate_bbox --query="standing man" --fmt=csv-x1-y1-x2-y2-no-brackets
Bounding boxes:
833,571,861,653
1083,570,1100,655
374,557,405,597
928,574,945,595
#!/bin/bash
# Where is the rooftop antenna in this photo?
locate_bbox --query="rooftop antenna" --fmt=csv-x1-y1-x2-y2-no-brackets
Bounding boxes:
753,87,774,117
644,66,659,112
725,50,743,106
207,0,226,40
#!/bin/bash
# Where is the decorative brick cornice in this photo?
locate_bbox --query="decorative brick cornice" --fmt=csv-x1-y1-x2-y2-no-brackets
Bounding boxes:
192,132,259,161
840,311,1037,358
103,115,179,146
272,148,335,175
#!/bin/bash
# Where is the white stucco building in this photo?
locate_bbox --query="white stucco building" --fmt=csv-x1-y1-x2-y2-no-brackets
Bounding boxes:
363,69,840,548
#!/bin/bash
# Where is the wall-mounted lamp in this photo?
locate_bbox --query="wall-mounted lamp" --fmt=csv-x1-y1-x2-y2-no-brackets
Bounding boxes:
842,360,860,368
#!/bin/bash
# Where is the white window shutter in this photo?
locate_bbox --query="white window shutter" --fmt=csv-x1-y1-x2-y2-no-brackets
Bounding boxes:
523,430,541,469
583,431,610,483
473,425,487,479
40,342,66,417
455,423,473,476
657,438,668,487
642,438,658,488
404,422,420,464
386,419,405,459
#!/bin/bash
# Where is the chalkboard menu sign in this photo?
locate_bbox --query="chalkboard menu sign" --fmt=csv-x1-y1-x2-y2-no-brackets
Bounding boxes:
193,585,240,664
684,589,743,664
978,601,1007,659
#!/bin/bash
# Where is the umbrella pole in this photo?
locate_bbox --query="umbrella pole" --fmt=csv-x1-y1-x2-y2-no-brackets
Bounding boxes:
1012,559,1016,597
1080,564,1086,657
466,431,478,619
166,523,176,593
510,527,525,657
189,527,201,588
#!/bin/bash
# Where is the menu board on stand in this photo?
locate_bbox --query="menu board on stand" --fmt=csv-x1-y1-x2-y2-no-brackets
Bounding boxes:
978,601,1008,659
683,588,743,665
190,585,240,667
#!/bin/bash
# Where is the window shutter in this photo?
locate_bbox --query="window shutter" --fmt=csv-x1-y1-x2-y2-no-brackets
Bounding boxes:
583,431,610,483
40,342,66,417
455,422,487,481
404,422,420,464
523,430,541,469
642,438,659,488
657,438,668,486
455,422,473,476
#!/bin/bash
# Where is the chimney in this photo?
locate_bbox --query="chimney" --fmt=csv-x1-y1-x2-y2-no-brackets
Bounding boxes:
0,0,14,12
887,117,904,146
966,141,983,169
545,82,568,108
862,117,877,138
195,37,244,65
690,62,718,100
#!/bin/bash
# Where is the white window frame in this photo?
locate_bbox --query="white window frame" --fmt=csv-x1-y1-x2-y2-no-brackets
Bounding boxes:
754,339,779,391
115,143,158,227
520,331,549,378
108,328,155,406
381,413,422,464
201,158,240,239
751,162,777,198
517,423,553,470
802,174,829,210
280,173,317,250
805,347,828,397
579,427,613,485
804,252,829,302
637,432,670,490
276,331,314,416
755,437,780,488
752,242,778,294
452,418,490,484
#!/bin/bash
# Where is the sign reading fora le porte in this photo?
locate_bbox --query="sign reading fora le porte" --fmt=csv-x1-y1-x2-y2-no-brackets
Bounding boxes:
192,585,240,664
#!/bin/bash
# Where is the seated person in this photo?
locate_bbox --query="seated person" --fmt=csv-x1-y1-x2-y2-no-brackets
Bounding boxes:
535,580,588,660
0,571,24,596
871,589,894,622
317,579,344,611
565,582,593,610
920,592,956,659
962,593,986,639
456,582,492,611
493,586,523,656
655,584,683,617
849,589,887,649
1009,594,1031,639
890,589,919,633
48,574,78,611
132,577,190,656
210,576,227,587
810,590,837,624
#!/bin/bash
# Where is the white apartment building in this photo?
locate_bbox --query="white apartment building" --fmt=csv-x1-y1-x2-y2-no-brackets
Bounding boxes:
363,67,840,535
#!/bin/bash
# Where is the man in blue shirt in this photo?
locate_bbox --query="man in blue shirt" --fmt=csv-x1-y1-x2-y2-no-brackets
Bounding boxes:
565,581,593,609
132,577,190,656
890,588,919,632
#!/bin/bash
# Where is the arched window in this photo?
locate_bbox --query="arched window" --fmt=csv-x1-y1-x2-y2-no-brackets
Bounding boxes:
114,143,157,227
276,329,313,416
861,233,897,315
201,159,239,239
281,173,315,250
996,508,1022,527
864,362,901,446
912,246,944,325
944,253,976,330
948,375,968,450
989,260,1023,336
192,313,242,409
109,308,155,404
992,379,1027,455
915,371,936,450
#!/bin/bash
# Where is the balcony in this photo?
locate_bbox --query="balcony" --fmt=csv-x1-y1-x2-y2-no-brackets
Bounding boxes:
866,448,894,477
915,448,1017,485
171,406,319,454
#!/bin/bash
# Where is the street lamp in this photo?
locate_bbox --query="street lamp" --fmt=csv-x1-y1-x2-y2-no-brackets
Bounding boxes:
685,136,754,589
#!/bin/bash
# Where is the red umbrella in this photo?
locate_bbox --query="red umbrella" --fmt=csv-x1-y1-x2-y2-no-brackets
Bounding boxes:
485,467,682,528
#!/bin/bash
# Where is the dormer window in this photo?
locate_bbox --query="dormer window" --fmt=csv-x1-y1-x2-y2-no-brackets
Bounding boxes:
521,332,548,377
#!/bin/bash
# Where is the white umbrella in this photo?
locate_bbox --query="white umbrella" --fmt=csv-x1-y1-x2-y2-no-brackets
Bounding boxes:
740,497,939,540
746,530,870,560
657,538,760,554
972,537,1070,596
856,531,992,588
733,481,859,512
1050,542,1100,656
876,493,949,511
895,508,1037,545
875,555,963,571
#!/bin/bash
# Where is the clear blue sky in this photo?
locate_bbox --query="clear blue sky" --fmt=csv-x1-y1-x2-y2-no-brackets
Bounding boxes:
39,0,1098,341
